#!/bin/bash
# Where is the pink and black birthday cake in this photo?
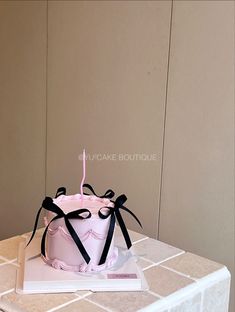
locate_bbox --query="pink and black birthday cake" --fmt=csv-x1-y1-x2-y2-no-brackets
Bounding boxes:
27,152,141,273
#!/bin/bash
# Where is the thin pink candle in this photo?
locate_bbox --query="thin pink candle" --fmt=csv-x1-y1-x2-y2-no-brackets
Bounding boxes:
80,149,86,206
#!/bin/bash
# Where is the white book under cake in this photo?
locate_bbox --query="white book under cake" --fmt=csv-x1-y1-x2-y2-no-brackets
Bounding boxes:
16,235,148,294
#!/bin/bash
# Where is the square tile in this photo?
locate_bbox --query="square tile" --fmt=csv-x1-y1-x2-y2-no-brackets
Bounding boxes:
162,252,224,279
89,291,158,312
170,293,201,312
57,298,106,312
144,266,194,296
0,264,17,293
0,236,24,260
1,292,78,312
132,238,183,264
203,278,230,312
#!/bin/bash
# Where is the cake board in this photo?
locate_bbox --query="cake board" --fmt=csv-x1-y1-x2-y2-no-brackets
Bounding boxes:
16,235,149,294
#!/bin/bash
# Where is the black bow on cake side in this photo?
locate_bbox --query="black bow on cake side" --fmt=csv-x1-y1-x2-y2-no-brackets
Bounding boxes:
26,196,92,264
82,183,142,265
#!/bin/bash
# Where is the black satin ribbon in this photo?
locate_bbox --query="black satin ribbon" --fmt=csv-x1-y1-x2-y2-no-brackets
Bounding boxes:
55,187,66,198
27,196,92,264
83,183,115,199
98,194,142,265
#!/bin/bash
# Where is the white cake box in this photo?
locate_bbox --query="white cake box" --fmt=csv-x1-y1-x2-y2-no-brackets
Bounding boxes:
16,235,148,294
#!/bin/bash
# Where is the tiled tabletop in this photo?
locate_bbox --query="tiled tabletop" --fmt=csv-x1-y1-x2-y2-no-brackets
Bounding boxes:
0,227,231,312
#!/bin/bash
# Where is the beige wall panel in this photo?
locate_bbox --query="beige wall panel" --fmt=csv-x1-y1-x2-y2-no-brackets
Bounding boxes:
159,1,234,311
0,1,47,239
47,1,171,237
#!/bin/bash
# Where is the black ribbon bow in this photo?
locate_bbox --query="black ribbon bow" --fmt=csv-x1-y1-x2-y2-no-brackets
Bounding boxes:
83,184,142,265
27,196,92,264
27,184,142,267
83,183,115,199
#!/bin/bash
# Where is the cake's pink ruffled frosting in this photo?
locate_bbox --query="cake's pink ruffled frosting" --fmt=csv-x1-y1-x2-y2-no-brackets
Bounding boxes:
47,226,106,242
42,247,118,273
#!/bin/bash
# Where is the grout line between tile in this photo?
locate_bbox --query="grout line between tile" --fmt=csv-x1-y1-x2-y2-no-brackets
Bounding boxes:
0,255,17,261
84,297,113,312
75,291,92,299
147,289,163,299
0,256,17,266
139,256,156,265
160,264,196,281
0,288,14,297
155,251,185,265
132,237,149,245
143,263,157,271
46,296,82,312
142,251,185,271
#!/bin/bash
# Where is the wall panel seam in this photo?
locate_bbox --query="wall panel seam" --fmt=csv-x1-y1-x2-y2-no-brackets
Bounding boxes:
45,0,49,196
157,0,174,240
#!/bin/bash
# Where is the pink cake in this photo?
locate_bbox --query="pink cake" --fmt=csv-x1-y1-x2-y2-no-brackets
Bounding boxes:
27,151,142,274
43,193,118,272
27,182,142,274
